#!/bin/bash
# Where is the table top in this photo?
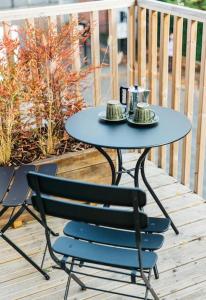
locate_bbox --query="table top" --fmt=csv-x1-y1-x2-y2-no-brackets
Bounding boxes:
65,106,191,149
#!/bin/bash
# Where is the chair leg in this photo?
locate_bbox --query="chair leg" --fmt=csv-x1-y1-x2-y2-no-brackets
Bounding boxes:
40,242,48,269
9,207,16,221
141,270,159,300
64,259,74,300
153,265,159,280
0,206,9,218
144,269,152,300
1,206,25,233
0,231,50,280
24,205,59,237
71,273,86,291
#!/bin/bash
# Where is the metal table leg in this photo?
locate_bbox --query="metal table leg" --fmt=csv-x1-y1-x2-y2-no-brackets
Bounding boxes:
96,146,179,234
134,149,151,188
115,149,123,185
134,148,179,235
140,155,179,235
95,146,116,185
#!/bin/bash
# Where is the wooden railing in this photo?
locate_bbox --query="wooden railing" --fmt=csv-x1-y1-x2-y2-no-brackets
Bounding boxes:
1,0,206,196
137,0,206,197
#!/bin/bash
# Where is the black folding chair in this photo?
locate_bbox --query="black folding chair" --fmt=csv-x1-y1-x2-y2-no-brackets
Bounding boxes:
0,163,58,280
28,172,165,300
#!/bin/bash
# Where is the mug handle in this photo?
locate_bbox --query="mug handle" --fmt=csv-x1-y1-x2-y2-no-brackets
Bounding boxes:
149,110,156,121
120,86,128,105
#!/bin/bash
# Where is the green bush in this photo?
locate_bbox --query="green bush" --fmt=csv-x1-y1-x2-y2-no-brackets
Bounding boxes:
159,0,204,61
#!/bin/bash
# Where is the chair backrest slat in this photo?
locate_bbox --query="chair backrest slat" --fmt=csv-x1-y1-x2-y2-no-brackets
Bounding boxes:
27,172,148,230
37,163,57,175
31,195,148,229
28,172,146,207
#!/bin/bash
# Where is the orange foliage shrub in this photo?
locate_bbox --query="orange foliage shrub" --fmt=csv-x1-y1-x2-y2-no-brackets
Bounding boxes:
0,20,93,165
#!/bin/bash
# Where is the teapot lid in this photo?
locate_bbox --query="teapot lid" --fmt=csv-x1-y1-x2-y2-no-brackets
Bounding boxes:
129,85,145,93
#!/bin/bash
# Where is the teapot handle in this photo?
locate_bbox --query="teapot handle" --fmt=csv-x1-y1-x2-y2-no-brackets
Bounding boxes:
120,86,128,105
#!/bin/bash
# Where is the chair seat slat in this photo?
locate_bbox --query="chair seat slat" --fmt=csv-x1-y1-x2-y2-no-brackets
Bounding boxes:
0,167,15,203
64,221,164,250
53,236,157,270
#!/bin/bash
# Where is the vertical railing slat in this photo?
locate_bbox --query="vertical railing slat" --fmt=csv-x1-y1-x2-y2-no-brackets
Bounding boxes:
48,15,58,28
169,16,183,177
2,21,12,65
158,13,170,169
90,11,101,106
2,21,10,38
25,18,40,81
127,5,135,86
194,22,206,195
181,20,197,186
137,7,146,87
71,13,81,73
148,10,157,161
108,9,119,100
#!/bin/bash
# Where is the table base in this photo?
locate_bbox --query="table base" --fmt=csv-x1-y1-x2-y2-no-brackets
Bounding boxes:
95,147,179,235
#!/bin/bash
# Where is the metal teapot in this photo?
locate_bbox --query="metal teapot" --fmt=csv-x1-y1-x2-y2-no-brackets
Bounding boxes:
120,85,150,115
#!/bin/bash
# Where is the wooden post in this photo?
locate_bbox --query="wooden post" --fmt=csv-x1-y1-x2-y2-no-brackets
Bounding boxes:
158,13,170,169
2,21,13,66
127,5,135,86
137,7,146,87
71,13,81,73
90,11,101,106
194,22,206,195
24,19,40,82
148,10,157,161
108,9,118,100
169,16,183,177
181,20,197,186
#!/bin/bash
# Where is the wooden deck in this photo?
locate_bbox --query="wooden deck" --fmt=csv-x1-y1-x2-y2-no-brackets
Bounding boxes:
1,153,206,300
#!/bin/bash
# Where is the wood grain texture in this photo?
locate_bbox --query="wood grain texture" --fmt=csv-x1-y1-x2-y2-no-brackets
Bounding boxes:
158,13,170,170
0,153,205,300
148,10,158,162
137,7,146,87
127,5,135,86
194,23,206,195
169,16,183,178
181,20,197,186
108,9,119,99
90,11,101,106
0,149,116,226
0,0,135,22
70,13,81,73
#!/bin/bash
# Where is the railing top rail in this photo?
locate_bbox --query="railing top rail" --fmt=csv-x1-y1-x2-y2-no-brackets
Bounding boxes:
138,0,206,22
0,0,135,22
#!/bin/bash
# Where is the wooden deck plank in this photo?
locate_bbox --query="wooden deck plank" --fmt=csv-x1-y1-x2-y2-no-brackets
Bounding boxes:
0,154,206,300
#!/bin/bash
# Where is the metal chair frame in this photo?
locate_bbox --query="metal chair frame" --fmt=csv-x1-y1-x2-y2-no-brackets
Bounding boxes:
28,172,162,300
0,164,58,280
